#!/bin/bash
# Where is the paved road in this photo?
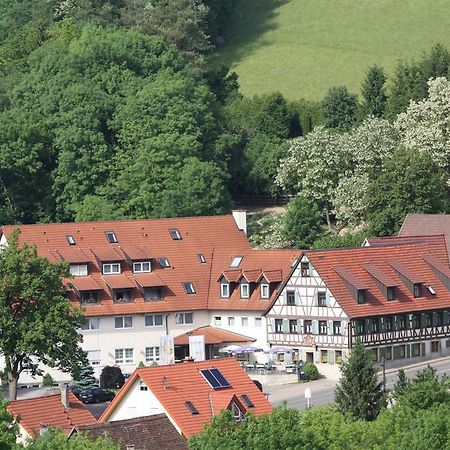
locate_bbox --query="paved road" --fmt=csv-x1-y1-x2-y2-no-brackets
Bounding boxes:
269,357,450,410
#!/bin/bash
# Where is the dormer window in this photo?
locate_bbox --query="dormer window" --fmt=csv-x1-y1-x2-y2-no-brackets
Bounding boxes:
105,231,118,243
66,235,76,245
221,281,230,298
69,264,88,277
103,263,121,274
414,283,422,298
387,286,396,301
157,257,170,268
169,228,181,240
231,402,245,422
133,261,151,273
230,256,243,268
301,262,310,277
357,289,366,304
183,282,195,294
260,283,269,299
240,282,249,299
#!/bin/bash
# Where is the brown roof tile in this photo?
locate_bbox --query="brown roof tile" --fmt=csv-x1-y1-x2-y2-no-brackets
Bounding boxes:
173,326,255,346
70,276,103,292
134,273,165,288
103,275,136,290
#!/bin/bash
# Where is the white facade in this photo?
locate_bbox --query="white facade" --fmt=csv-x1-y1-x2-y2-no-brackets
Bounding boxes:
266,255,350,364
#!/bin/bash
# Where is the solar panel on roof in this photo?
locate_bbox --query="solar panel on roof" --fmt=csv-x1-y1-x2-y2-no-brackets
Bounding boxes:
200,369,221,388
210,368,231,388
200,368,232,389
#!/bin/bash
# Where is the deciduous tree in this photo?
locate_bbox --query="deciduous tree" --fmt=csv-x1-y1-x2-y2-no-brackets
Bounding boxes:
321,86,358,131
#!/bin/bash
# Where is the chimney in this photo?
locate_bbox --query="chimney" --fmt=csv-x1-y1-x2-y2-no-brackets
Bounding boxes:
60,385,69,409
232,210,247,235
39,424,48,436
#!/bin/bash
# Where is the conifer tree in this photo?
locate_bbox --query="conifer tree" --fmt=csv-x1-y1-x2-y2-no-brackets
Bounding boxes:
393,368,409,399
360,65,387,118
75,355,97,389
335,339,385,420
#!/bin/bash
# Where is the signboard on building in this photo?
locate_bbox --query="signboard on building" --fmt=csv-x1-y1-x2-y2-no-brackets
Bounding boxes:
159,335,175,365
189,335,206,362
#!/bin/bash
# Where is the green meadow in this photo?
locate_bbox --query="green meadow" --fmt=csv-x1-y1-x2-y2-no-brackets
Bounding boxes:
215,0,450,100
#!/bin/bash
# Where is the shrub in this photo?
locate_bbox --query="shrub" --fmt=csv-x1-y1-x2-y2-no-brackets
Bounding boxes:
303,363,319,381
42,373,54,387
100,366,125,389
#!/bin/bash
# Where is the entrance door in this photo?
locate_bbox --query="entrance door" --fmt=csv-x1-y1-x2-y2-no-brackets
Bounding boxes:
306,352,314,363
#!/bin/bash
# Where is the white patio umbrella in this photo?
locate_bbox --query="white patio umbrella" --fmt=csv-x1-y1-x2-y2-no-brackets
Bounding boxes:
234,345,264,353
268,346,296,354
218,344,241,353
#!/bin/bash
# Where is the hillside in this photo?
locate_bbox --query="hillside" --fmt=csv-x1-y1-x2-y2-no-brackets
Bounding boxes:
215,0,450,100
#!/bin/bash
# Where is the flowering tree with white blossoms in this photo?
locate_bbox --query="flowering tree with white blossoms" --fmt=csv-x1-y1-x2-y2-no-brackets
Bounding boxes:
395,77,450,174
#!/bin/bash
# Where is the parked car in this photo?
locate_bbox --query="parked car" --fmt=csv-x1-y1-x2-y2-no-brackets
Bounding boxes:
69,384,83,400
79,387,115,404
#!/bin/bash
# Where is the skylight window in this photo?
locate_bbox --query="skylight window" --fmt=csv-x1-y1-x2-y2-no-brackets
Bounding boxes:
157,257,170,268
66,235,76,245
230,256,243,268
240,395,254,408
200,368,231,389
197,253,206,263
105,231,118,243
427,285,436,295
183,282,196,294
169,228,181,240
185,401,199,415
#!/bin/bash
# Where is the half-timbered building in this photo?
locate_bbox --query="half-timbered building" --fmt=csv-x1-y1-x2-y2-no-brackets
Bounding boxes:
265,235,450,367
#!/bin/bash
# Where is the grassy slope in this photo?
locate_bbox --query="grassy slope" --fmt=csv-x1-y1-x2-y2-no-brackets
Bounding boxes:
214,0,450,101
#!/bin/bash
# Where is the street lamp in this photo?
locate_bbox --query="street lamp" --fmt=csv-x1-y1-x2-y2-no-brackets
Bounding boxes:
304,387,312,408
380,356,386,392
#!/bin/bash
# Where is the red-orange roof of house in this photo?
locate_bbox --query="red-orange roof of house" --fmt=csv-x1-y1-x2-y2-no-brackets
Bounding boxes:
99,358,272,438
173,326,255,346
306,237,450,318
7,393,96,437
1,216,297,315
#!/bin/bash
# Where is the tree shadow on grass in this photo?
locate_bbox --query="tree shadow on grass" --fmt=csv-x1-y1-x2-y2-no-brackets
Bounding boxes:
212,0,289,69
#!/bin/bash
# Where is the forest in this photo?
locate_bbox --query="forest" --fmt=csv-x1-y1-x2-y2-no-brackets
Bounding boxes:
1,0,449,248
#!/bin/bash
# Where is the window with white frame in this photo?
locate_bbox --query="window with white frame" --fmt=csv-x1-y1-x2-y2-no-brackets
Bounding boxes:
132,261,151,273
220,281,230,298
230,256,243,268
214,316,222,326
175,312,193,325
115,348,133,364
103,263,121,275
145,314,163,327
228,316,235,326
241,316,248,327
69,264,88,276
183,282,196,294
231,402,245,422
81,317,100,331
80,291,99,304
240,283,249,299
86,349,101,366
105,231,118,243
255,317,262,327
260,283,269,299
145,346,160,364
115,316,133,329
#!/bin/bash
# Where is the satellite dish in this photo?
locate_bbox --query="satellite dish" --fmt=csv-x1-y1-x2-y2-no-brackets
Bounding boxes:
304,387,312,399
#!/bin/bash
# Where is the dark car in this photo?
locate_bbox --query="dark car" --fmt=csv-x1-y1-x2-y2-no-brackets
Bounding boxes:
69,385,83,400
79,387,115,404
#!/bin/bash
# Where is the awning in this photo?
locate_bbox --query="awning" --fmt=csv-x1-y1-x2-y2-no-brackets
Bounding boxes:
174,326,255,346
70,276,102,292
54,248,91,264
103,275,135,290
121,245,152,261
91,247,124,262
134,273,165,288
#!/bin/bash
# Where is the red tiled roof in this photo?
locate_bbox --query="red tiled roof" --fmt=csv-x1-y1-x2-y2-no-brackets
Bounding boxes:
208,249,299,311
306,237,450,318
103,275,136,290
399,214,450,255
99,358,272,438
0,216,251,315
8,393,96,437
120,245,152,261
134,273,165,288
259,270,283,283
53,248,91,264
241,270,262,283
70,276,103,292
173,326,255,345
1,216,297,315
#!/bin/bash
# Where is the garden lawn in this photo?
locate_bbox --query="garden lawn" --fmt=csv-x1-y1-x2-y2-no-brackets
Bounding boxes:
214,0,450,101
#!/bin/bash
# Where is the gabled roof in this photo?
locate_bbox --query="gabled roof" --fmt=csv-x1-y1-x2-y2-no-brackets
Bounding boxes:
7,393,96,437
173,326,255,346
399,214,450,255
78,415,187,450
99,358,272,438
0,216,251,316
305,237,450,318
209,249,299,311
